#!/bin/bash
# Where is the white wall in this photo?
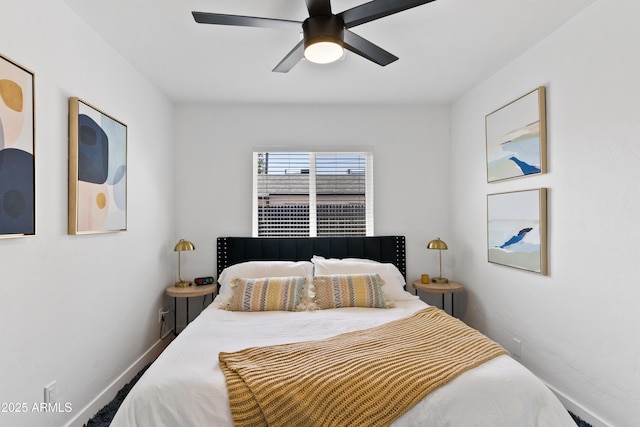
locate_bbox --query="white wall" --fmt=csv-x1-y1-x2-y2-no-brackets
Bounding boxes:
450,0,640,425
173,104,452,309
0,1,175,426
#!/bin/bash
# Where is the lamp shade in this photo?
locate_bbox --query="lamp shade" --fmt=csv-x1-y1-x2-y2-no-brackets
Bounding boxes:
427,238,448,250
174,239,195,252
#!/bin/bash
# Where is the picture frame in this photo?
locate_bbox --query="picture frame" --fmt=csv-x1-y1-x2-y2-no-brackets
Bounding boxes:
68,97,127,235
0,53,35,238
485,87,546,183
487,188,547,275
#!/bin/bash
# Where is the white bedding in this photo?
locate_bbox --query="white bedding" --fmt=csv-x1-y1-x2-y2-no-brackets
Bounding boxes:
111,297,575,427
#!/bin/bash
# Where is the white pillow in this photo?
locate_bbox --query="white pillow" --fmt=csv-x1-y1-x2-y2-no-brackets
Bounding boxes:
311,255,418,301
218,260,314,300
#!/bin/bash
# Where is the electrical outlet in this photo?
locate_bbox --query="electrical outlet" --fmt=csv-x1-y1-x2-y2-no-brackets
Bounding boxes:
512,338,522,358
44,381,56,404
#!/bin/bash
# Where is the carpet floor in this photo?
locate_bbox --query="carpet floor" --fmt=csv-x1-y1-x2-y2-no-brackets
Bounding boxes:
83,365,149,427
84,364,592,427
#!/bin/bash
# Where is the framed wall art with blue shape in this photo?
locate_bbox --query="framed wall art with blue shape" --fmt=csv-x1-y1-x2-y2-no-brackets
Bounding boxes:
487,188,547,275
0,53,35,238
485,87,546,183
68,97,127,235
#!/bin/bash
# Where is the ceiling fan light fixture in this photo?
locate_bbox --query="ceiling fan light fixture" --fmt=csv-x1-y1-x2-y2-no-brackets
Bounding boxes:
304,41,343,64
303,15,344,65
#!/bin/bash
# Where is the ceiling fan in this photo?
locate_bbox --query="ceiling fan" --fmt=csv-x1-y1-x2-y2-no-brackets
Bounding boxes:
192,0,438,72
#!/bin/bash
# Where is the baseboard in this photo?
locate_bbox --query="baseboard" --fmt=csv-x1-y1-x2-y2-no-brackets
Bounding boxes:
546,383,613,427
64,337,171,427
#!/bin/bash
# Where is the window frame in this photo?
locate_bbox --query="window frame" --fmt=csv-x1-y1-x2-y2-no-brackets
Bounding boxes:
252,150,374,237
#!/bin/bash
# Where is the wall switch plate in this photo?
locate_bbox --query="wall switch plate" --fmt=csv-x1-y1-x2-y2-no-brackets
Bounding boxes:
512,338,522,358
44,381,56,404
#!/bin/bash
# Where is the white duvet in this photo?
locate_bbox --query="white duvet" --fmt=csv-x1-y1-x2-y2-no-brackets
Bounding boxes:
111,297,575,427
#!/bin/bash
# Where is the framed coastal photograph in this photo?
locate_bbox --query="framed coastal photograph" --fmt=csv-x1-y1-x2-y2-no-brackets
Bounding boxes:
487,188,547,274
68,97,127,235
0,54,35,238
485,87,546,183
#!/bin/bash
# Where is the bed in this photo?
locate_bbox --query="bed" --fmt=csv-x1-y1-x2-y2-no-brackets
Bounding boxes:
111,236,574,427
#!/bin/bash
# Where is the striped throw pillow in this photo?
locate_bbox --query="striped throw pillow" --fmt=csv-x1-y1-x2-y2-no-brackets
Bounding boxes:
312,274,389,309
226,276,307,312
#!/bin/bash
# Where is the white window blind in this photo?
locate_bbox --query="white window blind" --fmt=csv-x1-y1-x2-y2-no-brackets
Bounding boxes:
253,151,373,237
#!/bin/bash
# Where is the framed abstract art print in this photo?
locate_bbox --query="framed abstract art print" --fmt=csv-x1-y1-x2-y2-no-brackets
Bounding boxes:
68,97,127,235
486,87,546,183
0,54,35,238
487,188,547,275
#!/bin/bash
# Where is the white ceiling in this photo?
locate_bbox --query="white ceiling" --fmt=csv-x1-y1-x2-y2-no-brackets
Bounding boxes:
60,0,597,105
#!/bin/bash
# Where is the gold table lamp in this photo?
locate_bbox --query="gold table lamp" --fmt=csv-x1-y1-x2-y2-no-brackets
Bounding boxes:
174,239,195,288
427,237,448,283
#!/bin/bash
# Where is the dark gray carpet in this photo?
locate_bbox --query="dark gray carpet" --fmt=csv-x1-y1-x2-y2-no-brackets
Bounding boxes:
570,412,593,427
83,364,149,427
84,364,592,426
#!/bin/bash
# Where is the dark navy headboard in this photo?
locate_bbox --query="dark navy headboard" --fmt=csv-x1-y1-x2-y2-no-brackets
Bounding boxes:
216,236,406,280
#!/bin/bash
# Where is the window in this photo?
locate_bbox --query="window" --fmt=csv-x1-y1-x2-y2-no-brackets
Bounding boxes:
253,151,373,237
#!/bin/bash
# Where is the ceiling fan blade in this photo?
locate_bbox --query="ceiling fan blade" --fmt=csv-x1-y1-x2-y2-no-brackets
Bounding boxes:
192,12,301,31
338,0,437,28
342,30,398,66
272,40,305,73
305,0,332,17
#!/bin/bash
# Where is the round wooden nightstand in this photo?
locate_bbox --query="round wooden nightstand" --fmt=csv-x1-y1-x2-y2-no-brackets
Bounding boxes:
166,283,217,335
412,280,464,316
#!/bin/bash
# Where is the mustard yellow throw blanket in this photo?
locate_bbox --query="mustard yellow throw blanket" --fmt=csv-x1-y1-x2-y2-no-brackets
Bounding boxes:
219,307,506,427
